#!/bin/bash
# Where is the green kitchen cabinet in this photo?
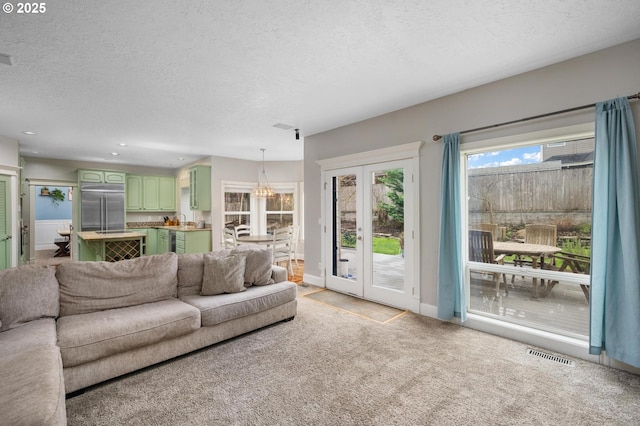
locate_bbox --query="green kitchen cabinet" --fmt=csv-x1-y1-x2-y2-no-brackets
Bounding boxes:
159,176,176,211
145,228,158,255
189,165,211,211
78,169,126,184
157,229,170,254
126,175,176,212
175,230,211,254
128,228,158,256
142,176,160,210
126,175,143,210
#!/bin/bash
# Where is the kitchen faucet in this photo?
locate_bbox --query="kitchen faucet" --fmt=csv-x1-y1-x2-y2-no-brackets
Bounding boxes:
181,213,187,228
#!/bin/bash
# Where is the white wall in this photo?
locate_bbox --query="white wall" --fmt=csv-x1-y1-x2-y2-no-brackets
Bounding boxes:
304,38,640,308
35,219,71,250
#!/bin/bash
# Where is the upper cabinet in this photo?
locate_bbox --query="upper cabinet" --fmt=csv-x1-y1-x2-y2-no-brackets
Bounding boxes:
78,169,126,184
126,174,176,212
189,165,211,211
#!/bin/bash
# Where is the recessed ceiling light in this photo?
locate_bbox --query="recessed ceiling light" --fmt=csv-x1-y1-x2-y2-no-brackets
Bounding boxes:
111,152,119,156
178,157,184,161
31,151,39,154
117,143,127,147
22,131,37,135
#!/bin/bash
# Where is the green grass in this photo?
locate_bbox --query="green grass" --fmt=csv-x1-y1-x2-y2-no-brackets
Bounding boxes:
372,237,402,255
561,239,591,257
341,234,402,255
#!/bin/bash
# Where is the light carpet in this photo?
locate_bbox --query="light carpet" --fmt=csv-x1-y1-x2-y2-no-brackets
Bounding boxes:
66,288,640,425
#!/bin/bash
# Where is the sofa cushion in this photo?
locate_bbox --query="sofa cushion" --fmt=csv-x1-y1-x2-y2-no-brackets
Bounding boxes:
201,253,247,295
181,281,297,327
56,298,201,367
177,250,232,297
57,252,178,316
0,265,59,332
231,245,274,286
0,345,66,426
0,318,58,357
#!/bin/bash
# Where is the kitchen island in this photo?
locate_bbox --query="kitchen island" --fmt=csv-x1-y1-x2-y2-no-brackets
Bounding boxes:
77,231,146,262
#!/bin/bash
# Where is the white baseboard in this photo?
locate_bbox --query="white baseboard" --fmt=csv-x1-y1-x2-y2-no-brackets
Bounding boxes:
302,273,324,287
419,303,438,319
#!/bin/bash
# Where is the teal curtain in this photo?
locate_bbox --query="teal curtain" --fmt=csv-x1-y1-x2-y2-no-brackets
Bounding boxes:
437,133,466,321
590,97,640,368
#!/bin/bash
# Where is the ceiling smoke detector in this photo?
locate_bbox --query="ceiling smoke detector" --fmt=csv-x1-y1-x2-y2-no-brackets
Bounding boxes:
0,53,13,66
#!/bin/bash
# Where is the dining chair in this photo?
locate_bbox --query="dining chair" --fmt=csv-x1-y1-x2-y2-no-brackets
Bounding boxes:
289,226,300,269
469,230,508,296
235,224,251,238
272,226,294,276
223,227,237,249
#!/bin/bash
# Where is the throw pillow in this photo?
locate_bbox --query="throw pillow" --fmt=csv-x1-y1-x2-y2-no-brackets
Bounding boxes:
0,265,59,331
201,254,247,295
231,246,274,286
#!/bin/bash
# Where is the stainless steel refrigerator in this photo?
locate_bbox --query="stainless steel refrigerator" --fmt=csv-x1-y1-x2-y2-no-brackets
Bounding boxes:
80,183,126,232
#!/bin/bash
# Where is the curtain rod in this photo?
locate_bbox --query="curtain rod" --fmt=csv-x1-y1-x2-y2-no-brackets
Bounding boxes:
432,92,640,142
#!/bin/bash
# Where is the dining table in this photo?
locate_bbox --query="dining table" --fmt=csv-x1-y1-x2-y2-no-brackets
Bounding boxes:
492,241,562,297
236,234,273,246
54,230,71,257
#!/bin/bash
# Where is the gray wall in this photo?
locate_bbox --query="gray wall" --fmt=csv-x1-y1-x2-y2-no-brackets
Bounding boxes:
304,38,640,307
0,136,19,166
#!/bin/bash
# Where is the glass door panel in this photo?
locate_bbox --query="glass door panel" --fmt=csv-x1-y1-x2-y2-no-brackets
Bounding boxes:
325,168,363,297
363,160,414,309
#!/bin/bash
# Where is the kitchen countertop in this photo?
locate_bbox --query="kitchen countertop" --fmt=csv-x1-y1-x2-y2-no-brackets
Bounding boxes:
77,231,147,240
149,226,211,232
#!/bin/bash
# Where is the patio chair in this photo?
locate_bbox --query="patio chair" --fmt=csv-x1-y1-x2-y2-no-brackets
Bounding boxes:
469,230,508,296
470,223,498,240
512,224,558,282
223,227,237,249
272,226,294,276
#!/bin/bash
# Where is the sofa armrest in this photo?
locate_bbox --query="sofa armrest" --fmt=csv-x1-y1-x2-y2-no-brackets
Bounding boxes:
271,265,288,283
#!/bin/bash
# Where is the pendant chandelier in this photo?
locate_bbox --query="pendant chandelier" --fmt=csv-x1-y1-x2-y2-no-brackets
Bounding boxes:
255,148,275,198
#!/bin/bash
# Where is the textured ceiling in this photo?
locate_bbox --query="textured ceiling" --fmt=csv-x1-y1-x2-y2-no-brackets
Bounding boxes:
1,1,639,168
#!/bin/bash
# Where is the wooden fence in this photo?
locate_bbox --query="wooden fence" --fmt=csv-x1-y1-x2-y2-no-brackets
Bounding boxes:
468,163,593,227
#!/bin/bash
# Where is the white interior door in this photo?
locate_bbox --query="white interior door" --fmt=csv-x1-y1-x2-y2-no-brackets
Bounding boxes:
325,159,417,310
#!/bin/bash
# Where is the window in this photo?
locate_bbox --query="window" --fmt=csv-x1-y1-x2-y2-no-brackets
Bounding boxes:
222,181,301,236
224,189,251,227
266,192,294,232
463,129,593,339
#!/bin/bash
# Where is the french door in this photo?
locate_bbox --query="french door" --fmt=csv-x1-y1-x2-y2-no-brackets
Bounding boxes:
324,159,417,311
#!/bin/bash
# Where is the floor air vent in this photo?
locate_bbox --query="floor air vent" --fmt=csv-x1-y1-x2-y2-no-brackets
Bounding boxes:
526,348,575,366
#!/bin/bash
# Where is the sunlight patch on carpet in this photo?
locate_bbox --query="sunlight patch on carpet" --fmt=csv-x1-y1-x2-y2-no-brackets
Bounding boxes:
303,289,407,324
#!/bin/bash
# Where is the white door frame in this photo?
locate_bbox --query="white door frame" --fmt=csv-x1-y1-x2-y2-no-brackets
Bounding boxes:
318,141,423,312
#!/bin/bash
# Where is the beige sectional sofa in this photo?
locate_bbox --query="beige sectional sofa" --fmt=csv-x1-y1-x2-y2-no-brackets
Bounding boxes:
0,246,298,425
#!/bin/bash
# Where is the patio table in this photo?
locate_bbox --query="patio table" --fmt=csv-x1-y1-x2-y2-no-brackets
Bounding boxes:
492,241,562,297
